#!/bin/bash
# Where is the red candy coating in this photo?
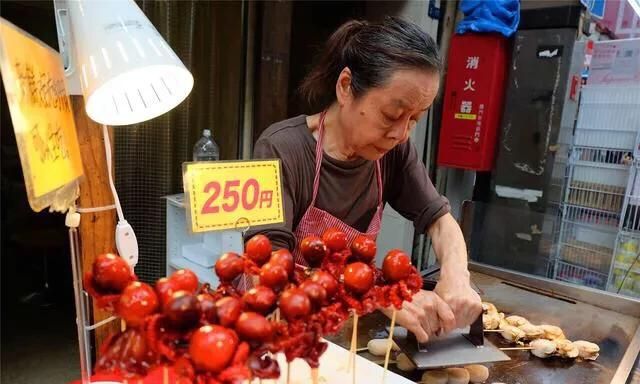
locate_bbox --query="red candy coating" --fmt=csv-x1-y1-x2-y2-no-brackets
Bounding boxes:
235,312,273,342
242,286,277,315
215,296,243,327
299,280,327,307
300,236,328,267
215,252,245,282
189,325,238,373
343,262,374,295
279,288,312,322
322,228,348,252
117,282,159,327
350,236,377,264
269,249,294,276
310,270,339,297
258,263,289,291
92,253,133,292
245,235,272,266
382,249,412,282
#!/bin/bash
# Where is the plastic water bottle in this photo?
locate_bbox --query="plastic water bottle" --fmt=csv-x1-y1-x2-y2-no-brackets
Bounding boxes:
193,129,220,161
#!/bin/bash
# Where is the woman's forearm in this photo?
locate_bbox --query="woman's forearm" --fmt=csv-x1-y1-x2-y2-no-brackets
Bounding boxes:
427,213,470,280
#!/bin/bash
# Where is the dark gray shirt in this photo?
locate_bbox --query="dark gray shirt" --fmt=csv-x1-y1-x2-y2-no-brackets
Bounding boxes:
252,115,450,249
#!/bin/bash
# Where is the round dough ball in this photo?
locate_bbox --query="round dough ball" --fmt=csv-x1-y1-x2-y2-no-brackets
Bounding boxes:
464,365,489,383
395,353,416,372
483,313,500,330
445,367,470,384
367,339,399,357
504,315,529,327
518,323,544,340
573,340,600,360
499,323,526,342
555,339,579,359
530,339,557,358
539,325,565,341
422,369,448,384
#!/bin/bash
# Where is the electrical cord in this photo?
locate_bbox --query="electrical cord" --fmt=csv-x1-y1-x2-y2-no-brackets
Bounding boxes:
102,124,125,222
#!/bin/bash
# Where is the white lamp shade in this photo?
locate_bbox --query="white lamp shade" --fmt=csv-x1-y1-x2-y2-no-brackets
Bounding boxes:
67,0,194,126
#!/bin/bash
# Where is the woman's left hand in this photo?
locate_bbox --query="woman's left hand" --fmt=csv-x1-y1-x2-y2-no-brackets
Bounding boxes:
434,272,482,329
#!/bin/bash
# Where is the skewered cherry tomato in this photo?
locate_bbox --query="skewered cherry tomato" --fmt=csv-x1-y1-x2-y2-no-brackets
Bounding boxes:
279,288,311,321
215,252,245,282
189,325,238,373
215,296,243,327
300,236,328,267
164,290,200,330
382,249,412,282
343,262,374,295
92,253,133,292
117,282,159,327
322,228,348,252
242,286,277,315
351,235,376,263
196,293,217,323
169,269,199,293
235,312,273,342
245,235,272,266
155,277,178,305
259,263,288,291
310,270,339,297
269,249,294,276
299,280,327,307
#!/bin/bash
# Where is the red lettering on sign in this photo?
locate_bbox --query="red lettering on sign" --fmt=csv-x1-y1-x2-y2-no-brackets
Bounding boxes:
222,180,240,212
201,179,272,214
201,181,221,214
242,178,259,210
259,190,273,208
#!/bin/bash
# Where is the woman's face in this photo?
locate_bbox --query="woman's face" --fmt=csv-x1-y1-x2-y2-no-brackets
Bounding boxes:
336,68,440,161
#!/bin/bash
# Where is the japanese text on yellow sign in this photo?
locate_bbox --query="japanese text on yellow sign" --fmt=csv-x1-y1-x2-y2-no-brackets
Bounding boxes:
183,160,285,233
0,18,83,211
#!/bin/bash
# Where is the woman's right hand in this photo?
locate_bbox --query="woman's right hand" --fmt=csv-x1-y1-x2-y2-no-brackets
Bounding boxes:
380,289,456,343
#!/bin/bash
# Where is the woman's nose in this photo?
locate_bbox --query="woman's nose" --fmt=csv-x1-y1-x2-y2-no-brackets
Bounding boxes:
386,119,414,141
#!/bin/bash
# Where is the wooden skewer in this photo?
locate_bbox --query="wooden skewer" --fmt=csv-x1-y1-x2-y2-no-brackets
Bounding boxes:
500,346,534,351
351,312,359,384
484,329,502,332
355,346,368,353
163,366,169,384
349,312,359,371
311,367,319,384
287,362,291,384
382,309,397,384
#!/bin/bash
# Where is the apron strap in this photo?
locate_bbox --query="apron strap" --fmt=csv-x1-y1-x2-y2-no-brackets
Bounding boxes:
311,110,384,206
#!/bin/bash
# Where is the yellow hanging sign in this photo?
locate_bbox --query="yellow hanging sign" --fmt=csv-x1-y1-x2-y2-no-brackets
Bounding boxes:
183,160,285,233
0,18,83,212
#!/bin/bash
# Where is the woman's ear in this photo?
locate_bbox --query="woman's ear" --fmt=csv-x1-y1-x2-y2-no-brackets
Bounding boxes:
335,67,353,107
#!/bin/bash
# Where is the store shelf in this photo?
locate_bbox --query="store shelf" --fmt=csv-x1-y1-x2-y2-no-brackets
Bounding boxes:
555,261,608,289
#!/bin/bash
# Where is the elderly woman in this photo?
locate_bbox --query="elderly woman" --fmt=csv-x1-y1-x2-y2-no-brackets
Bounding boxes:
253,17,481,342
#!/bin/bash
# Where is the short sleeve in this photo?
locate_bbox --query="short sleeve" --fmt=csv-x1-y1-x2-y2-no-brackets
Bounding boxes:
385,140,450,234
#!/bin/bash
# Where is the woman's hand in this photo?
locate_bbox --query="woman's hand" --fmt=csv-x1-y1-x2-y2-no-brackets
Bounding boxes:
427,213,483,329
434,273,482,328
380,290,455,343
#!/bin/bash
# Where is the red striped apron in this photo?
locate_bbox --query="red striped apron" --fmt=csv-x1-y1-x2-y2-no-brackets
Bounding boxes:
292,111,384,266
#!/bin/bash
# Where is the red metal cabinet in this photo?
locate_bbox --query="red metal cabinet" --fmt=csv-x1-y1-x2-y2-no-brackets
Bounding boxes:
437,33,508,171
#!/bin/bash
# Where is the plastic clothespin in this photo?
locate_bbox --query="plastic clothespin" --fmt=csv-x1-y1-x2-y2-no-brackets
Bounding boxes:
65,205,81,228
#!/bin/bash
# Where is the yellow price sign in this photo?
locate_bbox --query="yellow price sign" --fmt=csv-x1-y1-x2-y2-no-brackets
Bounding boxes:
183,160,285,233
0,19,83,212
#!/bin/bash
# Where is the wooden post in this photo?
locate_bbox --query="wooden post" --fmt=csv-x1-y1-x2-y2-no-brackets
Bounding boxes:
71,95,119,351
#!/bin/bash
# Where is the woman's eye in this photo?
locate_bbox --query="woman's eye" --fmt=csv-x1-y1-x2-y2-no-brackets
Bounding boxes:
382,113,399,124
